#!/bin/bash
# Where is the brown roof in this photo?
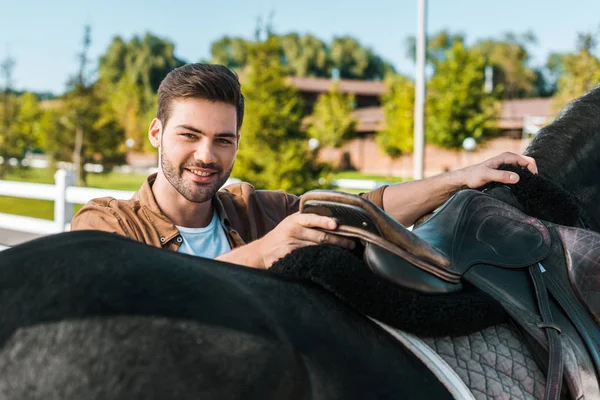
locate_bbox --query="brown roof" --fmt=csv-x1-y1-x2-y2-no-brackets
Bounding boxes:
288,76,385,96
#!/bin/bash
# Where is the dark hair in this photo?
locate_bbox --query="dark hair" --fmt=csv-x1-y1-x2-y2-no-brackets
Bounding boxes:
157,63,244,131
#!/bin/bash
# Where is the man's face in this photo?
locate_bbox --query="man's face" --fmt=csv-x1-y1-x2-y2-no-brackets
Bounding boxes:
156,98,238,203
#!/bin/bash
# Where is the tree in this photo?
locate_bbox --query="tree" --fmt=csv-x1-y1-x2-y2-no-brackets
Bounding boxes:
207,33,395,80
405,30,465,66
330,36,394,80
473,32,538,99
552,32,600,108
210,36,249,70
234,37,328,194
426,42,500,150
99,33,185,152
42,82,125,183
0,54,16,177
43,26,126,185
280,33,330,77
376,74,414,159
307,83,357,148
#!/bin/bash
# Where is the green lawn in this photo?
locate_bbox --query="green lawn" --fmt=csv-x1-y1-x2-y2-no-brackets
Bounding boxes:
332,170,406,183
0,168,397,220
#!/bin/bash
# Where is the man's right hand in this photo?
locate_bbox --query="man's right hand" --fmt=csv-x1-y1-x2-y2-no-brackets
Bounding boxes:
256,212,355,269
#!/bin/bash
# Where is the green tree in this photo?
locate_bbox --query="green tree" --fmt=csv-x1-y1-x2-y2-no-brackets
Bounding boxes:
376,74,415,159
406,30,465,66
42,83,125,184
280,33,330,77
426,42,500,150
11,92,43,154
99,33,185,152
234,37,328,194
552,32,600,108
473,31,538,99
330,36,394,80
210,36,249,70
307,83,357,148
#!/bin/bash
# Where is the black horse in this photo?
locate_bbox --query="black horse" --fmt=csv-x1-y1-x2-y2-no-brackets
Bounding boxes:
2,85,600,400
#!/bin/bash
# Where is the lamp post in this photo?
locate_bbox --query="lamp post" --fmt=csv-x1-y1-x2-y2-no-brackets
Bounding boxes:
413,0,427,180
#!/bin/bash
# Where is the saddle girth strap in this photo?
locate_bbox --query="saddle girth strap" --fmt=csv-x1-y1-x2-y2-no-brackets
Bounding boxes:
530,263,564,400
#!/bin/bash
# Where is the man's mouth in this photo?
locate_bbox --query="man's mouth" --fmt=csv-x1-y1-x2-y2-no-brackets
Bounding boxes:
189,170,215,177
185,168,219,182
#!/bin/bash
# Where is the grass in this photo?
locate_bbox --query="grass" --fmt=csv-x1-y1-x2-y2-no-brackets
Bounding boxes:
0,168,399,220
332,170,406,182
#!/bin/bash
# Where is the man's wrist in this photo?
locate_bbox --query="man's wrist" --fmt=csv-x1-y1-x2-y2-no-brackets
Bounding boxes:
216,240,266,269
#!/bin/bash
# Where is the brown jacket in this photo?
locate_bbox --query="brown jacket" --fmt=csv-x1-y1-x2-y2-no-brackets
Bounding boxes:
71,173,388,252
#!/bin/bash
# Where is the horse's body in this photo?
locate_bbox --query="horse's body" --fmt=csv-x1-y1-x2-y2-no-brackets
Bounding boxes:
3,85,600,399
0,231,453,400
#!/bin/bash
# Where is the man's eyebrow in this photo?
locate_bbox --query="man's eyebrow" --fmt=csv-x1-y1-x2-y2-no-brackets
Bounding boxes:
176,125,237,138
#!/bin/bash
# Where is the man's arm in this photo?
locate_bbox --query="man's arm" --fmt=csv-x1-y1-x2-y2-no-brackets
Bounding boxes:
382,152,538,226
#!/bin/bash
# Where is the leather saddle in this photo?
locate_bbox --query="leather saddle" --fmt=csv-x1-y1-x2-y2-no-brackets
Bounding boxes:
300,189,600,400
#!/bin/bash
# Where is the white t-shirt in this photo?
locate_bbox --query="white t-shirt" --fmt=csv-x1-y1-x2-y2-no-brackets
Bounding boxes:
176,211,232,259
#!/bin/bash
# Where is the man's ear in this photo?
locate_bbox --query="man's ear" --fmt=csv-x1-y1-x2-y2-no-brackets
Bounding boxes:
148,118,163,148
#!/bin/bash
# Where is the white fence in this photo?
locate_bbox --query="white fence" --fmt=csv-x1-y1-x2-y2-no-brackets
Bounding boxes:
0,170,135,236
0,170,390,248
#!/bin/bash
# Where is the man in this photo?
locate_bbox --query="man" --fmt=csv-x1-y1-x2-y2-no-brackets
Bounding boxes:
71,63,537,269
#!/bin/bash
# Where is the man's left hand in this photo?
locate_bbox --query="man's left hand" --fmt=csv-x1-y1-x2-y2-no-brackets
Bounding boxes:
456,152,538,189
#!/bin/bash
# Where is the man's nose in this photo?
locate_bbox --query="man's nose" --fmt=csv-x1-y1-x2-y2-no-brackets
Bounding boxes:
193,141,217,164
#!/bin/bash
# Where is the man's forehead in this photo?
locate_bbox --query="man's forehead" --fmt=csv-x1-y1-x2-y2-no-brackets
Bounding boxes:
167,98,237,129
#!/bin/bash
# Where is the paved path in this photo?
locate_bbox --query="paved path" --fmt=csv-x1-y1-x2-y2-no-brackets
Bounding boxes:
0,228,42,249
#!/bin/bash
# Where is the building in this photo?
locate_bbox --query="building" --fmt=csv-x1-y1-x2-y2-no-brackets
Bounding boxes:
288,76,556,177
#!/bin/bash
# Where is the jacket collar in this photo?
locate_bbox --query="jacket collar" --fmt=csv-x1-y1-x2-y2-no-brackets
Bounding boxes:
133,173,232,245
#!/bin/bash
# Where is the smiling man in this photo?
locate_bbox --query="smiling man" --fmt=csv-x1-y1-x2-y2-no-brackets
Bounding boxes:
71,63,538,269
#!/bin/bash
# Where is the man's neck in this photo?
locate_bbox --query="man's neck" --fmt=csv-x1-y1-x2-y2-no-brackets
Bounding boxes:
151,173,214,228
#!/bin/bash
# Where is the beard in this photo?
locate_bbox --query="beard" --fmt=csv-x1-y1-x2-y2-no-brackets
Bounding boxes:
160,145,233,203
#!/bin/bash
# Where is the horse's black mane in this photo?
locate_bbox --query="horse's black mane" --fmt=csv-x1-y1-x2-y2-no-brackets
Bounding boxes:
480,164,590,228
525,84,600,230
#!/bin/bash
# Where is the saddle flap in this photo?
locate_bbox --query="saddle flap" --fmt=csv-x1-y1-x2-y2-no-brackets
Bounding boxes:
413,190,552,273
300,190,461,292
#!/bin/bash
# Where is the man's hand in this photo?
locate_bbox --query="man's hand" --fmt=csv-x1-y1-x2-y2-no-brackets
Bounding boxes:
256,212,355,269
456,152,538,189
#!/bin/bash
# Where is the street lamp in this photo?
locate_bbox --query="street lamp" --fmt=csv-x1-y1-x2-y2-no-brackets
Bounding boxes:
413,0,427,180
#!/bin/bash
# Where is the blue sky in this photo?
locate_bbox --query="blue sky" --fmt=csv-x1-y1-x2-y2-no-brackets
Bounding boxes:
1,0,599,94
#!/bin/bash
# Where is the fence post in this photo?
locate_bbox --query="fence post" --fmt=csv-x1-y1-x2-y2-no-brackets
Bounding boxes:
54,169,75,232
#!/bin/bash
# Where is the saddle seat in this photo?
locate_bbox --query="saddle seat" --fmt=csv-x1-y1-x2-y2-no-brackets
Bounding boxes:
300,189,551,294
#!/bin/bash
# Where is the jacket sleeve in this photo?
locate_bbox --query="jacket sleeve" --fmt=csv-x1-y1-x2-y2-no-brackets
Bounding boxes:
70,199,132,237
360,185,388,209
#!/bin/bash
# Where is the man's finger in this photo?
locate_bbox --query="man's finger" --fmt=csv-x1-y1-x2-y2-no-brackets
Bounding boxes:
296,213,337,230
298,227,355,249
485,167,520,185
486,152,537,174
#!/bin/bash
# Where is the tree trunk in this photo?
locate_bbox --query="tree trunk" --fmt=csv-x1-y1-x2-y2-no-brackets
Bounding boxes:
73,124,85,186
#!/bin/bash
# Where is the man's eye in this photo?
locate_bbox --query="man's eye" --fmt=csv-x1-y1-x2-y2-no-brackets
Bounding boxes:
181,133,196,139
217,139,233,144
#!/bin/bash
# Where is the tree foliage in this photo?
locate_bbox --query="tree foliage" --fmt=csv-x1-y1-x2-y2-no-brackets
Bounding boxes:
234,37,328,194
552,32,600,109
473,32,538,99
210,33,393,80
376,74,414,159
41,83,125,180
426,42,500,150
99,33,185,152
307,84,357,148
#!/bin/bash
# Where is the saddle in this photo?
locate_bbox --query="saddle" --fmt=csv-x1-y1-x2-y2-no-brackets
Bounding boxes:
300,189,600,400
